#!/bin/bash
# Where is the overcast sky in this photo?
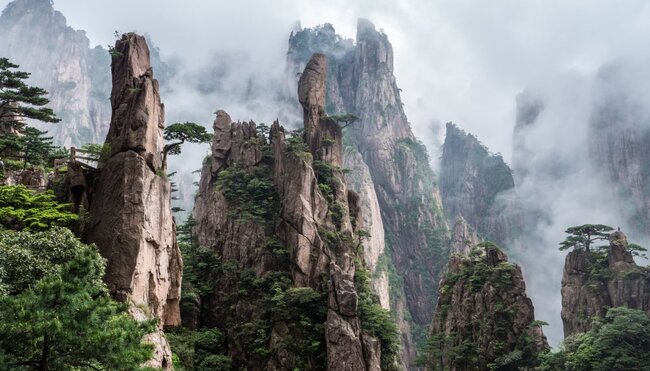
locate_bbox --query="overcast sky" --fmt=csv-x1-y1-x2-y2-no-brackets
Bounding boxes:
3,0,649,162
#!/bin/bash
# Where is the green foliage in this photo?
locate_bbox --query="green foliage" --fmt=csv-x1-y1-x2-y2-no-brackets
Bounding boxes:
559,224,613,252
215,164,278,222
538,307,650,371
21,127,55,168
0,185,77,231
80,143,111,163
166,327,231,371
286,129,312,161
355,264,400,370
313,160,340,203
423,244,542,370
0,227,154,370
0,57,60,131
162,122,212,166
329,113,359,128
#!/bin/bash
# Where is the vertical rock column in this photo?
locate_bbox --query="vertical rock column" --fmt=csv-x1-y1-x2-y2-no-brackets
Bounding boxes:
84,33,182,369
298,53,368,370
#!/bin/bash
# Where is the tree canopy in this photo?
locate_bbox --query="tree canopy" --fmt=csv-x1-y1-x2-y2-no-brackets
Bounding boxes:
0,58,59,130
0,185,78,231
162,122,212,167
538,307,650,371
559,224,614,252
0,227,154,370
329,113,359,128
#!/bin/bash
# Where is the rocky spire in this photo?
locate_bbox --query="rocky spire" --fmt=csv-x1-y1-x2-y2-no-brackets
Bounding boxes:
561,229,649,337
298,53,344,166
287,20,449,367
84,33,182,369
425,246,548,370
189,53,389,370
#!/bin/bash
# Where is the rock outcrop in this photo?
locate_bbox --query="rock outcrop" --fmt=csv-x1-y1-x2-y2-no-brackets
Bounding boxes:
440,122,520,247
288,20,449,366
190,54,394,370
449,217,481,256
83,34,182,369
0,0,111,146
425,246,548,370
561,229,650,337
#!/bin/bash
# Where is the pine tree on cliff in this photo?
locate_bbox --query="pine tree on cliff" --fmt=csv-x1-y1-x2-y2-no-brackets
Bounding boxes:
162,122,212,168
0,58,60,130
559,224,614,252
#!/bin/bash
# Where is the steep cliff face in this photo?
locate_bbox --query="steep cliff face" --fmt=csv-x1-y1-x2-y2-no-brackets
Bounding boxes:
0,0,111,146
288,20,449,365
589,63,650,236
440,123,519,247
425,246,547,370
561,230,650,337
449,217,481,256
190,54,396,370
83,34,182,369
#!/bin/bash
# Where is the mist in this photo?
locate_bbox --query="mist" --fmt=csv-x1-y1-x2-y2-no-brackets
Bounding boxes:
3,0,650,349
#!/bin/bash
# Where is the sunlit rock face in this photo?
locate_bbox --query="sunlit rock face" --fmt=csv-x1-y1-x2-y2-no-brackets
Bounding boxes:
287,20,449,367
84,33,182,369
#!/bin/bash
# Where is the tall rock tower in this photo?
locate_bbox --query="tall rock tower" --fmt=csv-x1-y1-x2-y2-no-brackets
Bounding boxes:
84,33,182,369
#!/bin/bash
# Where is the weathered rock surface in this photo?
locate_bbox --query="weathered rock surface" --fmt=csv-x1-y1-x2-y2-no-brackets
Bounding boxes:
190,54,384,370
440,122,520,247
449,216,481,256
561,230,650,337
0,0,111,146
288,20,449,367
426,246,548,370
83,34,181,369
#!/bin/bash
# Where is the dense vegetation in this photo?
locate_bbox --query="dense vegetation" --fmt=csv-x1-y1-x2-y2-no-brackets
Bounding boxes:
539,307,650,371
0,190,154,370
422,244,543,371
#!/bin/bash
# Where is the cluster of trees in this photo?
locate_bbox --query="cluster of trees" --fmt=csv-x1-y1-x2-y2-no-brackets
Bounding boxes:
0,58,66,172
0,186,155,370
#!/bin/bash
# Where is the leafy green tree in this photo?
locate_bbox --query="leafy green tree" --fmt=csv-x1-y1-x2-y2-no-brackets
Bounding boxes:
0,227,154,370
538,307,650,371
162,122,212,168
0,58,60,131
0,185,77,231
21,127,54,169
559,224,614,252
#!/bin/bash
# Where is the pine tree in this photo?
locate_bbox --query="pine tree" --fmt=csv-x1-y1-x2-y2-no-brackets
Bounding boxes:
0,228,154,370
0,58,59,132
